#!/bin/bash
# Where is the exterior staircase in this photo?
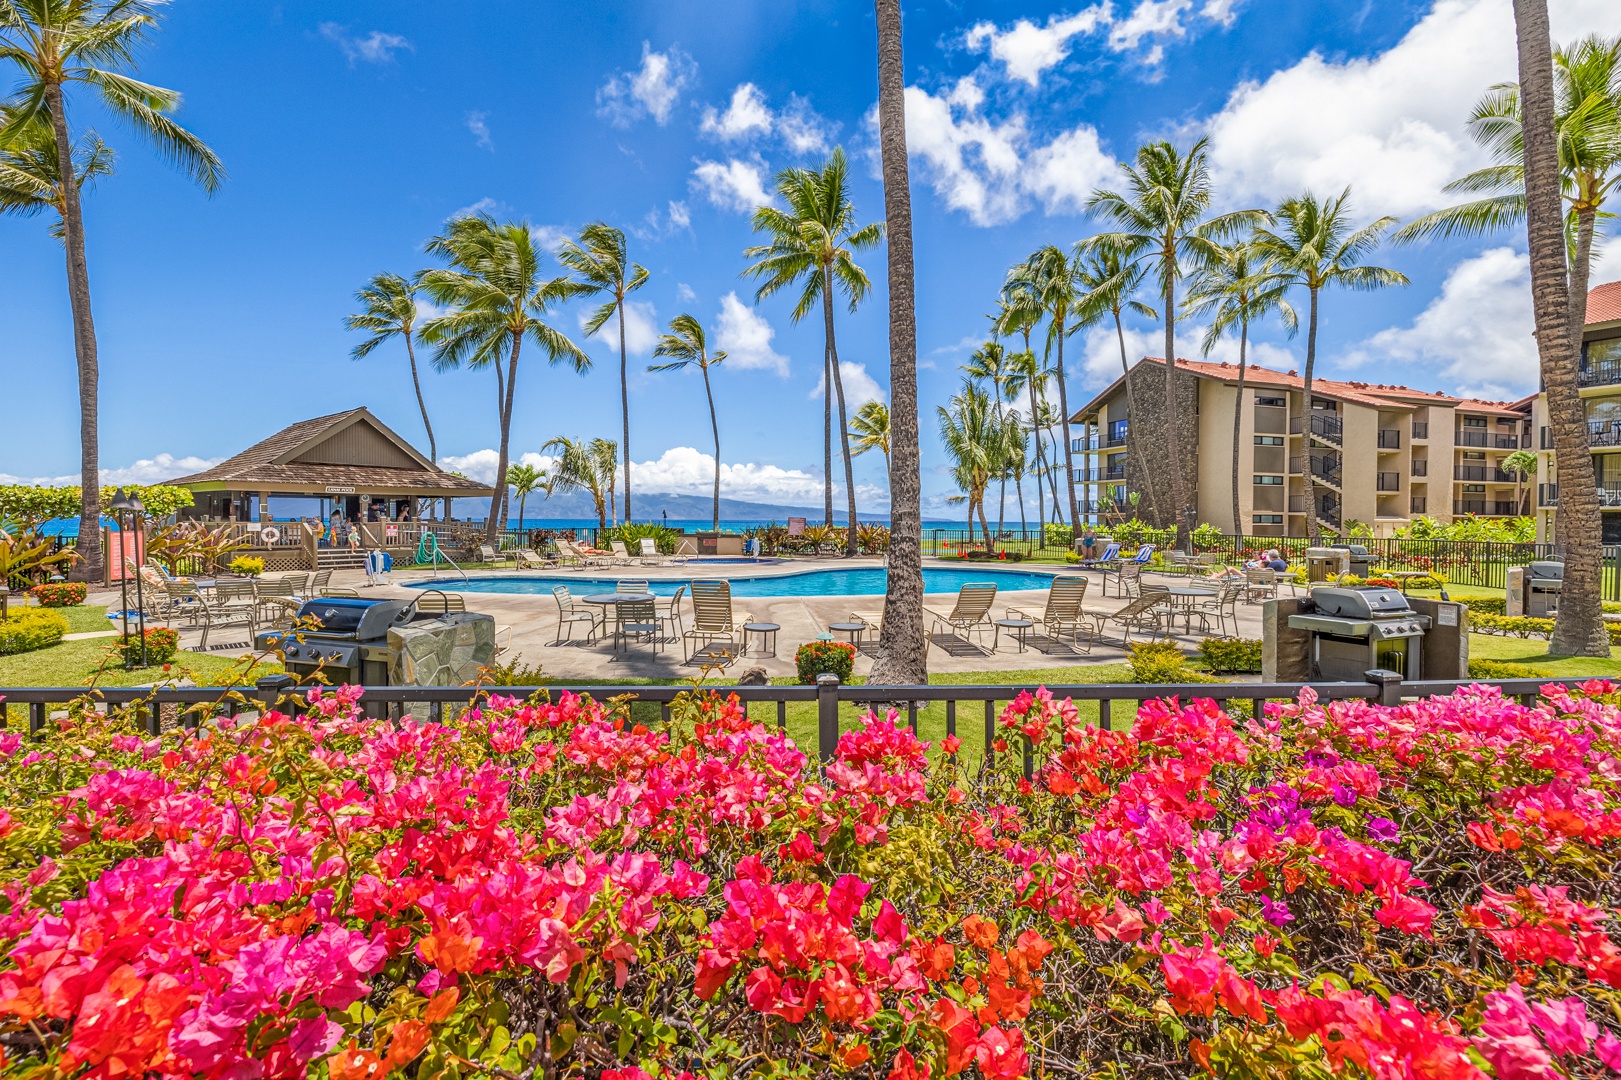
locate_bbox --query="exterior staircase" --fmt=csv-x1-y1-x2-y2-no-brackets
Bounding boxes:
317,550,369,570
1304,413,1345,532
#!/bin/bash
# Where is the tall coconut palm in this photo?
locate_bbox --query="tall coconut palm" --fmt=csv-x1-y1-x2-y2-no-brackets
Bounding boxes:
0,106,112,234
345,273,437,462
650,314,728,530
1395,33,1620,347
964,339,1017,537
1251,190,1407,541
504,462,543,534
1003,248,1084,528
938,383,998,546
997,305,1053,529
1501,449,1539,515
1029,394,1067,523
1183,240,1297,535
869,0,926,685
1069,248,1162,521
1513,0,1609,656
557,223,648,521
0,0,224,582
1084,139,1262,545
850,400,891,473
744,147,882,556
541,436,618,531
419,213,588,544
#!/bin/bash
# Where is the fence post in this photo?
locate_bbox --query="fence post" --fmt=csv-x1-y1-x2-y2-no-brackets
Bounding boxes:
1364,669,1403,707
257,673,297,717
816,674,840,764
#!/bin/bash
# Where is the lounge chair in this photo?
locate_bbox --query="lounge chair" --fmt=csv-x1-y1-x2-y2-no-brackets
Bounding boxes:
1244,567,1279,604
552,585,602,644
674,537,699,559
1091,590,1172,645
608,540,637,565
638,538,670,565
1075,542,1120,569
684,579,752,664
515,547,553,570
851,609,884,635
414,590,511,652
1006,576,1092,652
478,544,516,568
928,582,998,651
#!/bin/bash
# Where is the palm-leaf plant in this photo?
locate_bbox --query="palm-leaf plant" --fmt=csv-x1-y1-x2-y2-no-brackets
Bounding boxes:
504,463,544,534
346,273,437,462
650,314,727,530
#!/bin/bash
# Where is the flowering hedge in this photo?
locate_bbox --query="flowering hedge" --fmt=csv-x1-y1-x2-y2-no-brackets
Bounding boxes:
2,680,1621,1079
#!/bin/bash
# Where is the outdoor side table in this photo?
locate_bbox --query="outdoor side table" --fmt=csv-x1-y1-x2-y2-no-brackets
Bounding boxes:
828,621,866,649
994,618,1035,653
743,622,780,658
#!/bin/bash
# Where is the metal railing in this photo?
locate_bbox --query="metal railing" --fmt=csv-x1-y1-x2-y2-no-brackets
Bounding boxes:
0,672,1596,764
1411,459,1428,476
1410,496,1427,513
1590,421,1621,449
1579,357,1621,388
1377,429,1402,450
1411,421,1429,440
1376,472,1401,491
1289,414,1344,444
1454,465,1514,483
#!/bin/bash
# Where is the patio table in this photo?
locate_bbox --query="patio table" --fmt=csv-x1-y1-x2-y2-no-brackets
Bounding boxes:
582,593,656,651
1163,585,1218,635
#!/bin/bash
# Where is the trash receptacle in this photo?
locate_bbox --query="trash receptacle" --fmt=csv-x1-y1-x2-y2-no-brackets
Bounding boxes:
1305,547,1350,582
1331,543,1377,577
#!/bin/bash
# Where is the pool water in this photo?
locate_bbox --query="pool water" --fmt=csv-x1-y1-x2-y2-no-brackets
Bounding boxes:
407,566,1064,598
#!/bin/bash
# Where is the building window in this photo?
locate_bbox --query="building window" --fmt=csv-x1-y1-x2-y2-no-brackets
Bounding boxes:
1255,394,1285,407
1312,398,1338,411
1462,484,1486,493
1463,450,1485,460
1252,514,1283,524
1463,416,1487,428
1253,435,1284,446
1254,475,1284,485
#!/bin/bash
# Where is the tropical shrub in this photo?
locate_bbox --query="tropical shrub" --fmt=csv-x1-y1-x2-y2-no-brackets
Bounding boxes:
479,656,547,686
1398,513,1537,543
795,639,856,684
110,626,180,667
1112,519,1176,551
227,555,265,576
1467,658,1553,679
0,607,67,654
0,528,78,589
1462,597,1508,616
1127,640,1208,683
857,524,891,555
1189,522,1226,551
1472,611,1621,647
601,523,681,555
10,682,1621,1078
0,483,193,527
28,581,88,607
1064,551,1083,564
1196,637,1263,674
1043,522,1073,548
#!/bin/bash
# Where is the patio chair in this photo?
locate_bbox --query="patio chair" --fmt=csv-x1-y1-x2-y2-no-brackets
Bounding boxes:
551,539,583,567
928,582,998,651
515,548,554,570
1164,551,1195,577
657,584,687,640
479,544,516,568
613,596,663,655
1244,568,1278,604
851,609,884,635
195,582,258,650
254,579,301,629
309,569,333,596
552,585,603,644
1102,560,1144,598
638,538,670,565
320,587,360,598
684,580,751,663
1192,579,1246,637
616,579,650,594
674,536,699,559
1090,590,1172,646
608,541,638,565
413,591,466,614
1006,575,1092,652
1075,542,1121,569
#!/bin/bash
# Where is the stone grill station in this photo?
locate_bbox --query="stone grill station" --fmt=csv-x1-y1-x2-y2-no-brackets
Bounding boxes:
257,596,495,687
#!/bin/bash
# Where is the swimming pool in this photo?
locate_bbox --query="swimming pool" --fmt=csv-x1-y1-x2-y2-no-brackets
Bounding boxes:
407,566,1065,598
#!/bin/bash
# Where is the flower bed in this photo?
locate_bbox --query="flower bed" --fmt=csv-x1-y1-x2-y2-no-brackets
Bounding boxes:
2,681,1621,1078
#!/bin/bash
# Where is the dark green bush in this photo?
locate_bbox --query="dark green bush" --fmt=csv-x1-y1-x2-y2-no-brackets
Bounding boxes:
111,627,179,667
1468,658,1552,679
795,641,856,684
29,582,87,607
1197,637,1263,674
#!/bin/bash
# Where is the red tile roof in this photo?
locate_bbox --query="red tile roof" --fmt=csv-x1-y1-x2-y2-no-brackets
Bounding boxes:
1145,357,1461,410
1588,281,1621,326
1454,397,1528,418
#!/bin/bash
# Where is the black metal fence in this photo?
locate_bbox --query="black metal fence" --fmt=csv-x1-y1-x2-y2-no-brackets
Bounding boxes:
0,672,1594,768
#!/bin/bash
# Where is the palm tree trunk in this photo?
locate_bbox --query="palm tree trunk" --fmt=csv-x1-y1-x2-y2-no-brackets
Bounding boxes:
619,301,633,523
1162,245,1189,547
1569,206,1596,361
703,363,721,530
491,361,508,534
487,333,522,544
1515,0,1607,656
404,334,436,463
1046,424,1064,522
977,488,991,545
1054,318,1081,527
1230,318,1249,536
869,0,927,685
45,82,103,584
1016,467,1027,535
1116,310,1159,522
1302,287,1320,542
823,288,859,555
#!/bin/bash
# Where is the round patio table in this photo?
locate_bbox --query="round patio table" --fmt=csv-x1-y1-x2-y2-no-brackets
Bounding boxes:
582,593,656,650
994,618,1035,653
828,621,867,648
1163,586,1218,635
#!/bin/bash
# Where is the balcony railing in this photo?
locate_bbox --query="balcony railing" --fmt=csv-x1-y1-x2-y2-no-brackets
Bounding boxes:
1540,483,1558,507
1073,466,1127,482
1376,472,1401,491
1591,421,1621,449
1410,497,1427,514
1457,430,1488,447
1579,357,1621,388
1411,421,1429,440
1289,413,1344,444
1454,465,1514,483
1288,494,1341,522
1377,429,1402,449
1454,500,1524,517
1411,459,1428,477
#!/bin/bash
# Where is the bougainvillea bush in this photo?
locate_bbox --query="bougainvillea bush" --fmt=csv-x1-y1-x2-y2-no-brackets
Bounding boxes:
3,681,1621,1079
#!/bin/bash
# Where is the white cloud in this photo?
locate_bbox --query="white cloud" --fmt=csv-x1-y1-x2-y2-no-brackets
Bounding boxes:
897,79,1114,226
435,450,558,487
451,196,500,220
963,7,1109,86
690,156,774,213
1202,0,1616,216
777,94,835,155
528,224,570,252
1200,0,1241,27
632,447,835,504
811,361,887,410
579,299,659,357
666,200,691,230
701,83,774,140
0,453,226,488
1108,0,1192,52
1345,247,1537,397
676,283,697,302
319,23,412,64
714,292,789,376
1072,319,1296,389
597,42,696,127
465,111,493,151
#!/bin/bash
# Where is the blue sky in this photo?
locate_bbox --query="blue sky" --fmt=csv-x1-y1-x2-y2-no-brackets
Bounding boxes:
1,0,1614,516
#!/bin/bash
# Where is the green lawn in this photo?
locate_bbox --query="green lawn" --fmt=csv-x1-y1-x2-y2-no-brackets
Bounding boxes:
59,603,121,635
1466,633,1621,677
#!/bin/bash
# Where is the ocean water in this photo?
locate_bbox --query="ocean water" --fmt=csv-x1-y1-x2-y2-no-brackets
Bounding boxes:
406,566,1063,598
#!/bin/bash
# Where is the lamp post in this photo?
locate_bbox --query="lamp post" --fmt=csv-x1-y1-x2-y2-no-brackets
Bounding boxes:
110,488,148,668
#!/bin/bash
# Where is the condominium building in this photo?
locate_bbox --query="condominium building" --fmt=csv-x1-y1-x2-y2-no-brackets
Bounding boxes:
1533,280,1621,543
1068,357,1531,537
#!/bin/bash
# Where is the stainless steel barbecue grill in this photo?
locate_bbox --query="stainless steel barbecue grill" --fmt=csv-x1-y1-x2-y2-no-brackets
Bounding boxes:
1525,561,1564,617
256,597,417,684
1287,586,1431,680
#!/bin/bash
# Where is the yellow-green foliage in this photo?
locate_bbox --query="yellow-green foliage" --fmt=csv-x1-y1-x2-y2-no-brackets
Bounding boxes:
0,608,67,655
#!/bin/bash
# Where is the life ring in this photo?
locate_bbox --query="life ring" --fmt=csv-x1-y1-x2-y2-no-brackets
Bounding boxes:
260,526,281,544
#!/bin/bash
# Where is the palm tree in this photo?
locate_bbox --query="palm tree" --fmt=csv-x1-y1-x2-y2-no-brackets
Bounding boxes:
504,463,544,534
1003,247,1083,527
542,436,619,530
850,400,891,473
0,107,113,235
1069,248,1162,521
557,223,648,521
964,339,1017,537
1512,0,1608,656
1183,240,1296,535
1395,33,1620,346
869,0,926,685
419,213,588,544
0,0,224,582
1251,190,1407,540
345,273,437,462
998,305,1056,529
1030,395,1067,522
650,314,728,530
1085,139,1262,545
1501,449,1540,515
937,383,998,546
744,147,883,556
